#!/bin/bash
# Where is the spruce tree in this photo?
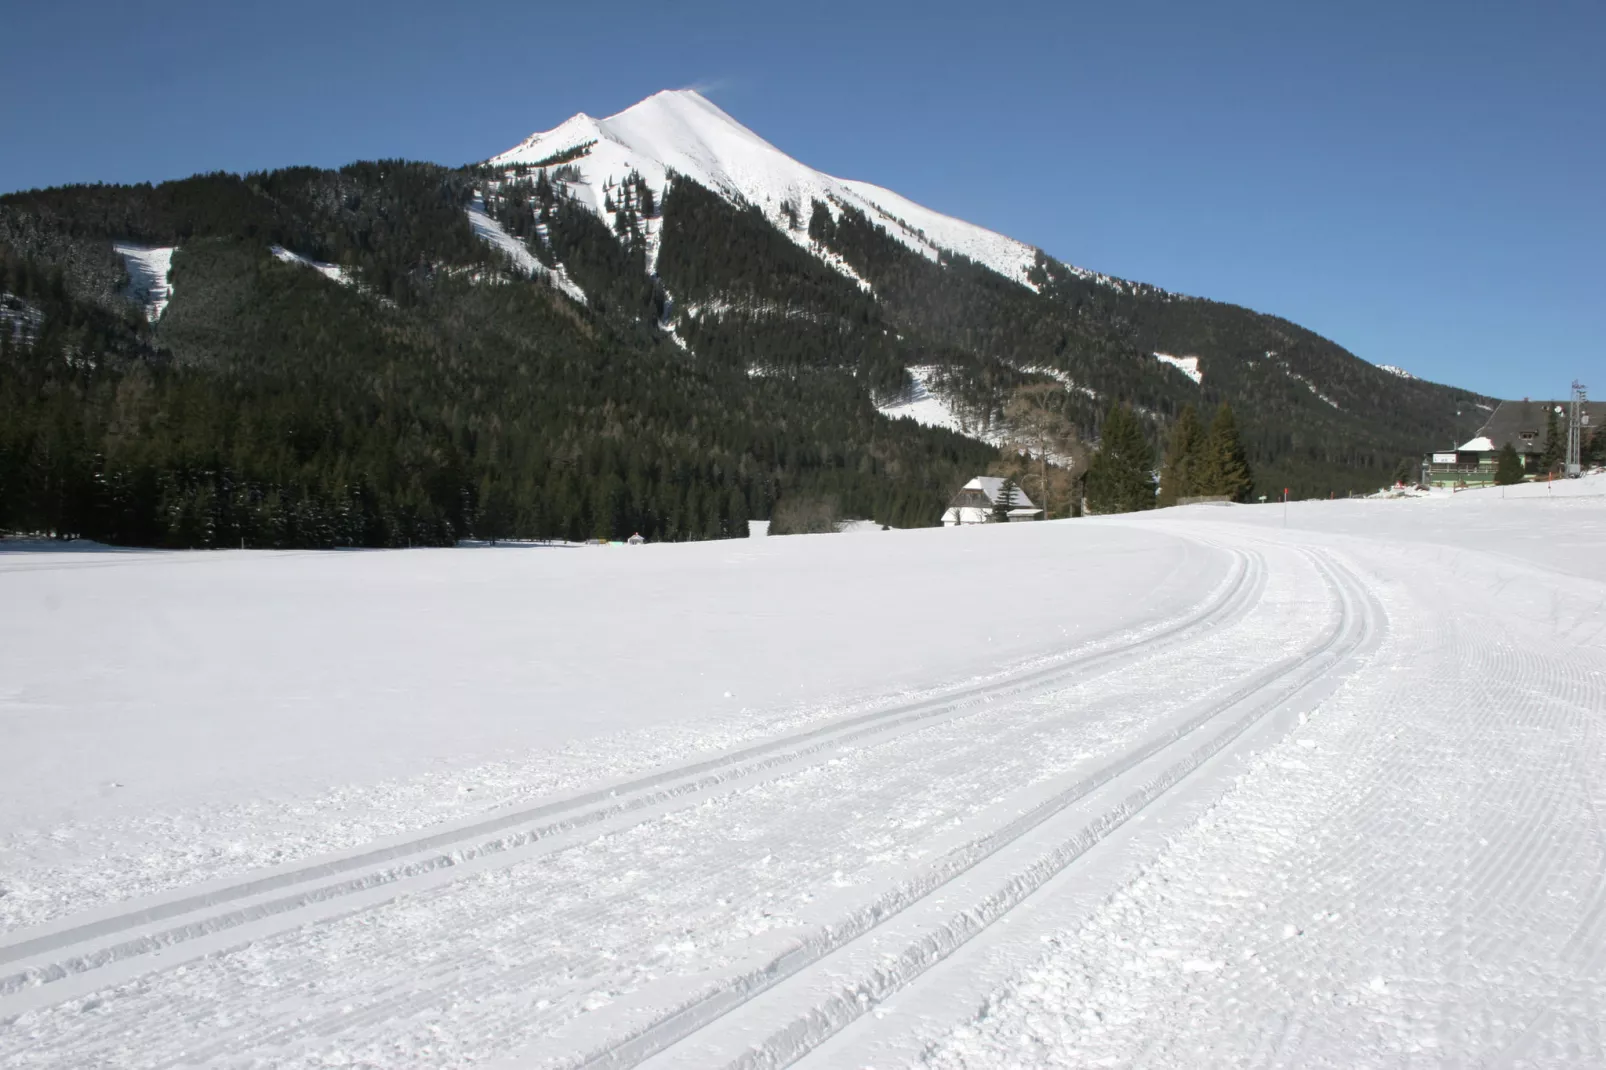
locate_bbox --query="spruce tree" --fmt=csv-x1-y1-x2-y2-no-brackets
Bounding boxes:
1198,402,1254,502
1495,442,1525,485
1585,428,1606,467
1084,404,1156,514
1540,406,1564,473
1157,403,1203,506
992,477,1017,522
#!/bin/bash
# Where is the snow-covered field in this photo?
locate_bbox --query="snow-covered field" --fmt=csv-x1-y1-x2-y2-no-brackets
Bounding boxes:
3,476,1605,1067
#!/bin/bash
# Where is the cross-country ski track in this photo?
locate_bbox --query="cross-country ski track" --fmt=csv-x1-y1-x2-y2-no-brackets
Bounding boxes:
3,480,1605,1068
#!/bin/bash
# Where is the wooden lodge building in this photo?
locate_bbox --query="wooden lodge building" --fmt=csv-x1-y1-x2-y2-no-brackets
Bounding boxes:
1424,398,1604,487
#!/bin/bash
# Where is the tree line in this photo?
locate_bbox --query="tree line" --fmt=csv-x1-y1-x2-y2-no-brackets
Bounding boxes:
1,166,992,548
1084,401,1254,515
2,149,1509,548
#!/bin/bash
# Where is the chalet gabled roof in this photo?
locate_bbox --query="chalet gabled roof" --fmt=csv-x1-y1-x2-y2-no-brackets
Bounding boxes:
1474,399,1606,455
957,476,1037,510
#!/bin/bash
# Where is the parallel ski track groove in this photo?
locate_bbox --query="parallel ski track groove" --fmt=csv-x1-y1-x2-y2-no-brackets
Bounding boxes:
575,547,1379,1070
0,548,1263,1005
134,619,1288,1065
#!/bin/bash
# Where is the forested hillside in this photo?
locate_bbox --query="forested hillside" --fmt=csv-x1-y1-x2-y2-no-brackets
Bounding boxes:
807,200,1492,496
0,165,989,547
0,98,1496,547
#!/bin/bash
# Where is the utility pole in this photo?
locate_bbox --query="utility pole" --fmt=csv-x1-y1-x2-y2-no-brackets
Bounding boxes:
1566,381,1588,478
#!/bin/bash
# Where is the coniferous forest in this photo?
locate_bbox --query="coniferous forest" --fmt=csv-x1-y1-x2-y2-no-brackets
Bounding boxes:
0,165,994,547
0,154,1497,547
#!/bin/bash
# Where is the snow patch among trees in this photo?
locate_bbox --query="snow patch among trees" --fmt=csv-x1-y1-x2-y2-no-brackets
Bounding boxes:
1024,366,1100,400
112,243,174,321
876,365,1006,445
1153,352,1203,384
270,246,352,286
1287,369,1339,408
1,292,44,344
464,197,587,303
1266,354,1338,409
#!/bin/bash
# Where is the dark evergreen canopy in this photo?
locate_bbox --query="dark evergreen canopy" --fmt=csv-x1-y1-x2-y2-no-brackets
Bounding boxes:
1085,404,1157,515
1,152,1495,547
1196,402,1255,502
1158,403,1204,506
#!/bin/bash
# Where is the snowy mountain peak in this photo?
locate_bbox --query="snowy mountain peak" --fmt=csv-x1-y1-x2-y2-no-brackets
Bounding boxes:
488,90,1043,289
495,90,744,164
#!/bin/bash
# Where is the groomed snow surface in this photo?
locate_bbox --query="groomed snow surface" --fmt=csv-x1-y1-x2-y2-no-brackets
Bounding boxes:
4,475,1606,1067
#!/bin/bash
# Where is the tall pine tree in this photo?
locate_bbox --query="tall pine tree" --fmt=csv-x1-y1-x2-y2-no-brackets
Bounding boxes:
1084,404,1156,514
1540,405,1564,474
1585,428,1606,468
1157,403,1204,506
1196,402,1254,502
992,477,1018,522
1495,443,1525,485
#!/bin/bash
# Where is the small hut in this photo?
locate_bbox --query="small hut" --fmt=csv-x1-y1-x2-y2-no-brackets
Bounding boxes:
941,477,1042,525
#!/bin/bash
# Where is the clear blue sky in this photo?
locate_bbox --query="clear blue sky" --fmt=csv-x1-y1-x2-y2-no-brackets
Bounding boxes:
3,0,1600,399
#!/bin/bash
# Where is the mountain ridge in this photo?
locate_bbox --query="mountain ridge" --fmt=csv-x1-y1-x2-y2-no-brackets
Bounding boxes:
0,90,1496,548
489,89,1046,293
484,89,1456,391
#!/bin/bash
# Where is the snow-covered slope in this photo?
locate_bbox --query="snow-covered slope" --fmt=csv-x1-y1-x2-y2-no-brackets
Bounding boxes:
464,196,587,303
838,177,1039,286
1377,363,1416,379
112,243,174,321
1153,352,1203,384
490,89,1044,290
876,365,1006,444
270,245,351,286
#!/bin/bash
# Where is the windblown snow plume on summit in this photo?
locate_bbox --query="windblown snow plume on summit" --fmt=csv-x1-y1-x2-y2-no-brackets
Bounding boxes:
490,89,1042,289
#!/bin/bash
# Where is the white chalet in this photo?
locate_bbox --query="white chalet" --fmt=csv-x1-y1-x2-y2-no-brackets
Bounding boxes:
942,476,1043,525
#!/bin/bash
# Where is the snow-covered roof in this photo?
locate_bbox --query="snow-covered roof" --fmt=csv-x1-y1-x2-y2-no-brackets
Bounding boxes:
489,90,1046,291
1458,436,1496,452
963,476,1037,510
1473,399,1606,456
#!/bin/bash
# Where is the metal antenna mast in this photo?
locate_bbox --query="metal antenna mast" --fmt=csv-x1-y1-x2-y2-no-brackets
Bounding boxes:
1566,380,1588,478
